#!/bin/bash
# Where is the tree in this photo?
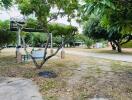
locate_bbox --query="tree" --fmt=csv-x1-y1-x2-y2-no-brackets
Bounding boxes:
24,32,47,47
16,0,79,69
48,23,78,47
24,19,78,48
0,20,16,52
83,18,126,52
0,0,13,52
0,0,12,9
81,0,132,52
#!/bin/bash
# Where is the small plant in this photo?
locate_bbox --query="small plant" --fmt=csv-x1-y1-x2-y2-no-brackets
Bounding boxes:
84,38,94,48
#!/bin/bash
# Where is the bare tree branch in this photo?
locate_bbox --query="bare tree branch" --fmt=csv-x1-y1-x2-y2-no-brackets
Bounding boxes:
47,9,61,23
21,36,40,68
120,35,132,45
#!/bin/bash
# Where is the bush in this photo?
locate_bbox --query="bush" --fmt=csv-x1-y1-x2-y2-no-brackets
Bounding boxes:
84,38,94,48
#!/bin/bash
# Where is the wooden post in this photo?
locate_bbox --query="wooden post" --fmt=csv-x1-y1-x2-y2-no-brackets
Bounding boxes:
61,36,65,59
16,27,22,63
50,33,54,55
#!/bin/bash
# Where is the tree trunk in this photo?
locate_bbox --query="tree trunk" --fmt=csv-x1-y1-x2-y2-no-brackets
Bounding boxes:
110,41,116,50
117,44,122,53
113,40,122,53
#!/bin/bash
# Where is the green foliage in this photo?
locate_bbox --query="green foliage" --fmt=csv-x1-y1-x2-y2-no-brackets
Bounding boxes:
81,0,132,36
17,0,79,27
0,20,9,29
74,34,94,48
24,18,78,47
26,18,40,29
84,37,94,48
83,19,108,40
82,0,132,52
0,30,16,47
22,17,78,47
0,0,12,9
25,32,47,47
48,23,78,36
25,18,78,36
53,36,62,46
0,20,16,47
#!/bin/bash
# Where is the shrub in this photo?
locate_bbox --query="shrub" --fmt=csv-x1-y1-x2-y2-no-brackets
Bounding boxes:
84,38,94,48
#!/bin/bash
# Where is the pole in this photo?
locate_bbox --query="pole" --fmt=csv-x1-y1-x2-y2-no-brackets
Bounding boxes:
50,33,53,54
61,36,65,59
16,27,22,63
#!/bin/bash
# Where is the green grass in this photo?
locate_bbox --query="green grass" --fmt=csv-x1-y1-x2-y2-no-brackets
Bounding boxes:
122,41,132,48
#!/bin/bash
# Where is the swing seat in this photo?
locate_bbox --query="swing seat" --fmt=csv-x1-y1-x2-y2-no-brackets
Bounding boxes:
31,50,44,59
21,50,44,62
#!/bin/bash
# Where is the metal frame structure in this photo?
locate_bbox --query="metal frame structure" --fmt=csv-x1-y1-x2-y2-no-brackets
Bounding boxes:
10,17,55,62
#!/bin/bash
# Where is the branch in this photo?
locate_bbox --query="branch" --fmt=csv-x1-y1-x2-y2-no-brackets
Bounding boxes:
120,36,132,45
43,32,50,60
45,44,62,61
120,34,132,45
45,35,74,62
21,36,40,68
47,9,61,23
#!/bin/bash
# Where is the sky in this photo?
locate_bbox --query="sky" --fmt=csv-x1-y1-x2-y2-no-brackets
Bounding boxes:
0,6,82,33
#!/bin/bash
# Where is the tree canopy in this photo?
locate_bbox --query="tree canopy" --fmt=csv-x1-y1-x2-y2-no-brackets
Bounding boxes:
0,0,12,9
82,0,132,52
14,0,79,69
16,0,79,27
0,20,16,49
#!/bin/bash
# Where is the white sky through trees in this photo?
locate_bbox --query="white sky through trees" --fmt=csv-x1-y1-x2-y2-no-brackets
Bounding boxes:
0,6,82,33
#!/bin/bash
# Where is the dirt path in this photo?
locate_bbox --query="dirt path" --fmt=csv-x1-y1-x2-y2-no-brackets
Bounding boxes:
58,60,112,100
58,62,91,100
66,50,132,62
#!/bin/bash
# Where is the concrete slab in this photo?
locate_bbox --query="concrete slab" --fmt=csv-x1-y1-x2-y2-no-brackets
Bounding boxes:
0,77,43,100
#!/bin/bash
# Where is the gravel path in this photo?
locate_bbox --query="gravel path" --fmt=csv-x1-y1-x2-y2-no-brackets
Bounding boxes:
0,77,43,100
66,50,132,62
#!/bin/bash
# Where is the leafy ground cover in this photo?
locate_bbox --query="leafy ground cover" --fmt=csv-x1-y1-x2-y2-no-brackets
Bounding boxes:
0,48,132,100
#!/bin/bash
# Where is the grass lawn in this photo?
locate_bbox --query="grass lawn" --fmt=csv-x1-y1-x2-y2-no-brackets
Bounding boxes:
0,48,132,100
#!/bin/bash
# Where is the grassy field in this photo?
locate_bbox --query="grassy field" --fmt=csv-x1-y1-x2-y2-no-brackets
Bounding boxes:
66,47,132,55
0,48,132,100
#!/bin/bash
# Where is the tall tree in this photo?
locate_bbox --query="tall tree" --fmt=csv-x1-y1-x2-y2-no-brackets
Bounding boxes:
0,20,16,52
81,0,132,52
16,0,79,69
0,0,12,9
